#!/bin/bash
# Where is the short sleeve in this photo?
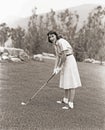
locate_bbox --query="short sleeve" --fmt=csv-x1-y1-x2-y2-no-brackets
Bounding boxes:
58,39,71,52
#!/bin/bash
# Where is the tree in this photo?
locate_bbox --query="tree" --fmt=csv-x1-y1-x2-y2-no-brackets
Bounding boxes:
11,27,25,49
25,7,79,55
0,23,10,46
98,46,105,65
25,7,41,54
76,6,105,60
57,9,79,45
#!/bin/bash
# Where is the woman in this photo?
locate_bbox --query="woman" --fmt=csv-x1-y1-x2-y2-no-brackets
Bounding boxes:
47,31,82,109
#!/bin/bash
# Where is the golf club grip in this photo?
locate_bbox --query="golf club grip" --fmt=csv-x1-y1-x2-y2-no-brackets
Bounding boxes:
30,73,55,100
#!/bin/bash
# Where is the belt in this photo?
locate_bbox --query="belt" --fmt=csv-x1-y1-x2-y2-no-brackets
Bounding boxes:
66,54,72,56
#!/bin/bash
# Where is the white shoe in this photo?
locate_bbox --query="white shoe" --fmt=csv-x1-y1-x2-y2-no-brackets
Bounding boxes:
56,100,62,104
68,102,74,109
56,97,68,104
62,106,69,110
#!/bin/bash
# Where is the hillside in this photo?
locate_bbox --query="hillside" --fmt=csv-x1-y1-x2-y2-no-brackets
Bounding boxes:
9,4,98,29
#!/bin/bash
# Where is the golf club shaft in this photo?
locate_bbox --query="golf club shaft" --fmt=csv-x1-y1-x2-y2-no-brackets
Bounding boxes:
26,73,55,104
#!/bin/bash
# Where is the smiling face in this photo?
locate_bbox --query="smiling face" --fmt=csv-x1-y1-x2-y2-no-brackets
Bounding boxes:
48,34,57,44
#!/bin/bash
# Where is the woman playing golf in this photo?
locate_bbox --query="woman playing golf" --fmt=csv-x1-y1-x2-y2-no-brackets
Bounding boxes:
47,31,82,109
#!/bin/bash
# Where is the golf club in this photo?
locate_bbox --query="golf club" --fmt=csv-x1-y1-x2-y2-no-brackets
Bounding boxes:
21,72,55,105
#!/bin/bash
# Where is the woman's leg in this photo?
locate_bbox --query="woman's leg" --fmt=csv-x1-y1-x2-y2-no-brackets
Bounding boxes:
69,88,75,102
68,88,75,109
62,89,69,104
56,89,69,104
64,89,69,99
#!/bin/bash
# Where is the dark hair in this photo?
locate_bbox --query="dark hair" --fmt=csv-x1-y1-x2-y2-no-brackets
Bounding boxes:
47,30,60,43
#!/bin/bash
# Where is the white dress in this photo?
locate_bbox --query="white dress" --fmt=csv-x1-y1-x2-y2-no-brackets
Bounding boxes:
55,38,82,89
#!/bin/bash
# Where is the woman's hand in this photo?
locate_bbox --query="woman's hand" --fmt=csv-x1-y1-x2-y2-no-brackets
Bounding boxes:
53,67,61,75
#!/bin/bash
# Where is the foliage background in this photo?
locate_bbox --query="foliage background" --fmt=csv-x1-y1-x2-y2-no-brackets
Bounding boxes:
0,6,105,62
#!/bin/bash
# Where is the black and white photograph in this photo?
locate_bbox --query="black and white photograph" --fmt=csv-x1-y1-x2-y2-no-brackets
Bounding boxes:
0,0,105,130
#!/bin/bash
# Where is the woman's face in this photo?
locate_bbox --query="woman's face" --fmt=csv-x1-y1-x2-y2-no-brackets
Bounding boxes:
48,34,57,43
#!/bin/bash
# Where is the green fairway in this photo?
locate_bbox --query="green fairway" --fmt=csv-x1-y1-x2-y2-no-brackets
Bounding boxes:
0,60,105,130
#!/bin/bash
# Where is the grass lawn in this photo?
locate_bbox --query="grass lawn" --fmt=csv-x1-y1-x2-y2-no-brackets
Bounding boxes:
0,59,105,130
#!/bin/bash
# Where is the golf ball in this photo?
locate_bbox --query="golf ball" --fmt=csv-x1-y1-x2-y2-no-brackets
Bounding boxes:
21,102,26,105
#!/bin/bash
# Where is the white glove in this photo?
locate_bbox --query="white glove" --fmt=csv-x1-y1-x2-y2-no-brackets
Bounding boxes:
53,67,61,75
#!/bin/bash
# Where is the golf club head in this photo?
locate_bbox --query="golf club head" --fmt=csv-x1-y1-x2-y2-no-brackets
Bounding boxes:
21,98,31,106
21,102,27,105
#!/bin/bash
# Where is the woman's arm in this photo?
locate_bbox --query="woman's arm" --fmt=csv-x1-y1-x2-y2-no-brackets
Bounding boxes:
53,56,61,74
57,51,66,68
54,56,60,69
